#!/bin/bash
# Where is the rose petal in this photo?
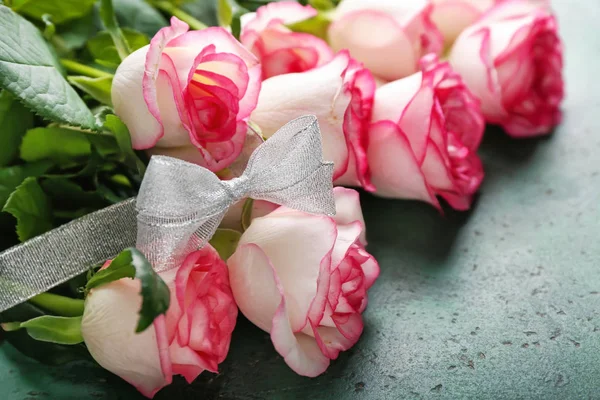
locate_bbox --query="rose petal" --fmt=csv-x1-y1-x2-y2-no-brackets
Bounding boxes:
112,46,162,149
142,17,190,146
166,27,261,118
368,121,439,208
355,247,380,289
148,121,247,170
273,307,331,377
229,243,331,376
245,1,318,33
332,187,367,245
251,53,352,179
336,64,376,190
331,221,363,270
371,72,422,124
430,0,491,45
329,10,416,81
81,279,171,398
420,136,455,192
237,211,338,331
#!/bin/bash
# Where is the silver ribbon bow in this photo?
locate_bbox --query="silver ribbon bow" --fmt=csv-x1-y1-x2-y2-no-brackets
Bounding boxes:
0,115,335,312
137,115,335,271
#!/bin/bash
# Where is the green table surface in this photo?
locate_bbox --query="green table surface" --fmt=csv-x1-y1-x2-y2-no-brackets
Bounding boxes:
1,1,599,399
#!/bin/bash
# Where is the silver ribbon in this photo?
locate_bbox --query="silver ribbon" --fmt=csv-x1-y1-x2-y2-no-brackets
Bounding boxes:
0,115,335,312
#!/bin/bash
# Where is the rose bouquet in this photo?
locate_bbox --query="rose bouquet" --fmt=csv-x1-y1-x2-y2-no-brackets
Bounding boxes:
0,0,563,397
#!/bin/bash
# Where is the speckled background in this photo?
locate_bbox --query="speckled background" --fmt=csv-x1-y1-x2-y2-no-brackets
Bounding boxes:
1,0,599,399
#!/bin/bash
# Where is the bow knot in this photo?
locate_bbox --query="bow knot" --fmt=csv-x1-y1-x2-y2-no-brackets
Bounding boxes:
222,175,251,204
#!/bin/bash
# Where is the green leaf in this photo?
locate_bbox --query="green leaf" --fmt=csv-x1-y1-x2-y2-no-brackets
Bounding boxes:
87,29,149,67
209,228,242,260
28,292,85,317
3,315,84,344
113,0,168,37
241,198,254,231
41,14,56,39
238,0,292,12
21,128,90,164
0,162,52,208
182,0,218,27
1,321,21,331
3,176,53,241
217,0,248,39
86,248,170,333
0,6,97,130
103,114,146,175
123,28,151,51
56,11,98,51
0,91,34,167
217,0,232,27
308,0,336,10
42,178,108,214
287,12,331,40
0,302,92,365
20,127,118,166
85,255,134,291
99,0,131,61
68,76,113,106
11,0,97,24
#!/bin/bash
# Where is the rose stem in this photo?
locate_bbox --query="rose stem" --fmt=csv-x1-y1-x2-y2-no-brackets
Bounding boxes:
152,1,208,30
60,59,113,79
29,292,85,317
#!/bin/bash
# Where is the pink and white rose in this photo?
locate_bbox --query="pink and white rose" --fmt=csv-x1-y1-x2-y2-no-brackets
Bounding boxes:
227,187,379,376
369,55,485,210
81,246,237,398
111,17,261,171
251,51,376,190
449,0,563,136
241,1,334,79
328,0,443,81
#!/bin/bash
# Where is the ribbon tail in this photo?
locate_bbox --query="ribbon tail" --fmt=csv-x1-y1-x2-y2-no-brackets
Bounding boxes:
0,199,137,313
136,210,226,273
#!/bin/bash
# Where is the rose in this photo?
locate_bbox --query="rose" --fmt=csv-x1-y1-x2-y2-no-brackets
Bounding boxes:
328,0,443,81
240,1,334,79
449,0,563,137
251,51,376,190
111,17,261,171
81,245,237,398
368,55,485,210
430,0,497,45
227,187,378,376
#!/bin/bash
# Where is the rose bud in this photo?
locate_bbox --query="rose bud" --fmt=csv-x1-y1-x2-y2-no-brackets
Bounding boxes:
240,1,334,79
449,0,563,137
81,246,237,398
369,54,485,211
251,51,376,190
328,0,443,81
111,17,261,171
227,187,379,376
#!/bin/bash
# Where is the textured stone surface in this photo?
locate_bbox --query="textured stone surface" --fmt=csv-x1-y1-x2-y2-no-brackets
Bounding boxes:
1,0,599,398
